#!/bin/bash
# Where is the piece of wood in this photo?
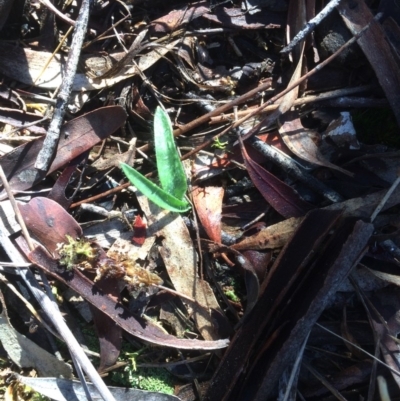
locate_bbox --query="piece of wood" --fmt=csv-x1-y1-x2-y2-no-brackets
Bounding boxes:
204,210,373,401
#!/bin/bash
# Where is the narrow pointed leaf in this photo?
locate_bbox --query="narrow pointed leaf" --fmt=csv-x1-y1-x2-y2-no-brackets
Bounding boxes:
120,162,191,212
239,137,312,218
154,107,187,200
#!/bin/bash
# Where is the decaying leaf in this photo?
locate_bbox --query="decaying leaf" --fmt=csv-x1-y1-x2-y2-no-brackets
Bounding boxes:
151,1,210,33
137,193,229,341
18,197,82,256
192,186,224,243
233,185,400,251
323,111,360,149
21,239,228,350
18,197,228,350
278,111,353,176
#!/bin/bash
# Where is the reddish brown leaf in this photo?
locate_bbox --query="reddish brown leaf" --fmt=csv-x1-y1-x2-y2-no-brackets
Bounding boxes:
90,278,123,372
132,214,146,246
22,242,228,350
130,86,152,120
192,186,224,243
91,307,122,372
242,250,271,282
18,197,82,256
19,197,124,369
0,106,127,199
239,137,313,218
18,197,228,350
47,152,89,209
232,216,300,251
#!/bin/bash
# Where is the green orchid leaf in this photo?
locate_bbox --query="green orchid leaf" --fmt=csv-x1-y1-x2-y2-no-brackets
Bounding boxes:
153,106,187,200
120,162,191,212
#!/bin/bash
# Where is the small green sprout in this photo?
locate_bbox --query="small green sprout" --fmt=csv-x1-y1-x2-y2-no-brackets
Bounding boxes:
120,107,191,213
224,289,240,303
125,347,147,372
212,137,229,150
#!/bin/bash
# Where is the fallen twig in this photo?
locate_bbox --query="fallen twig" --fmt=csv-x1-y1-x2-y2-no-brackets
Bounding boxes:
281,0,343,54
35,0,91,172
248,136,343,203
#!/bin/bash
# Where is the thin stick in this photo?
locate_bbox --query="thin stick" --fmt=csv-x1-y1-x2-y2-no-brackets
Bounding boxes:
34,26,73,85
172,78,273,138
316,323,400,378
0,273,60,338
370,172,400,222
208,85,375,124
281,0,343,54
0,165,35,251
35,0,91,172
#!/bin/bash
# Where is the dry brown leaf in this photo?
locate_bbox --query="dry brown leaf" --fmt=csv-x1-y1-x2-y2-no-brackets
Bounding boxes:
192,186,224,243
278,111,353,176
137,194,225,341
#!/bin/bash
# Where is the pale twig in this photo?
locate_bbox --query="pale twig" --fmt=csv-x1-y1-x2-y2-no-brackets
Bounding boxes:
0,165,35,251
35,0,91,171
33,26,73,85
0,273,60,338
370,171,400,222
0,262,32,267
82,12,130,49
208,85,375,124
281,0,343,54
